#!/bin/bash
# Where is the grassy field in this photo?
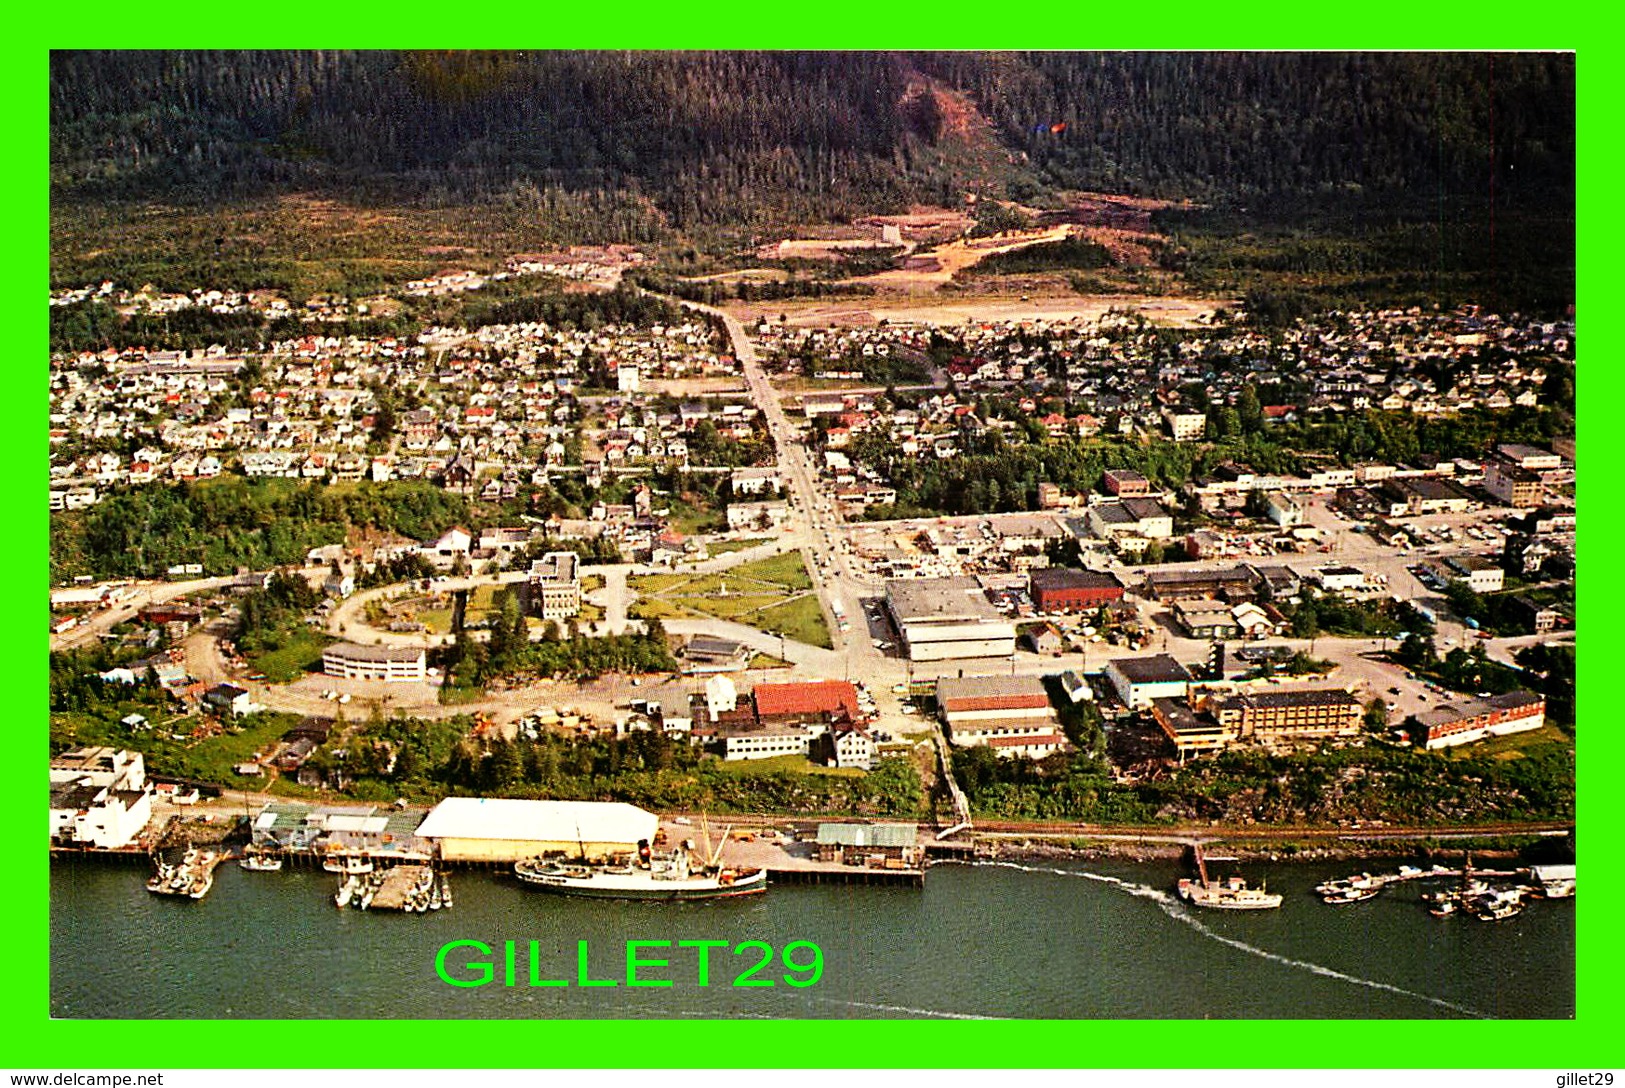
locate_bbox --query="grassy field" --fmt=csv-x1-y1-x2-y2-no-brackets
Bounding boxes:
419,608,455,634
629,552,829,648
1446,723,1574,761
731,551,814,590
748,653,793,669
628,573,692,595
707,754,864,778
754,595,832,649
706,537,772,556
54,708,306,789
245,630,331,683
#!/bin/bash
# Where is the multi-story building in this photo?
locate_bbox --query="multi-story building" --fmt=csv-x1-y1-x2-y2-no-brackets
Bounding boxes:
1027,568,1125,613
49,747,153,849
1202,689,1363,743
1105,654,1194,709
1443,555,1506,594
527,551,581,620
1103,468,1153,496
321,643,428,682
935,675,1067,759
1484,459,1545,508
1153,687,1363,756
1410,691,1546,749
1162,408,1206,442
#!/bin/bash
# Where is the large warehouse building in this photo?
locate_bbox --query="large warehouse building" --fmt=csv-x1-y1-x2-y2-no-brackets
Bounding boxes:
935,675,1067,759
884,577,1016,661
413,797,660,863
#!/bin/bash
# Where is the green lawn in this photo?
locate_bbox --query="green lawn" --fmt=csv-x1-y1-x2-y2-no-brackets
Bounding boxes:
629,573,695,595
1445,723,1574,761
707,537,772,556
629,598,695,621
732,551,814,590
748,653,793,669
755,595,832,649
418,608,455,634
707,754,864,778
245,629,332,682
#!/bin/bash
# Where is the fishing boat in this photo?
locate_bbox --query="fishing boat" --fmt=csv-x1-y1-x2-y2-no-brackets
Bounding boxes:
1428,898,1458,917
334,875,359,908
1176,875,1283,910
1322,885,1380,905
322,852,374,875
239,849,283,872
1314,873,1377,895
1530,864,1575,899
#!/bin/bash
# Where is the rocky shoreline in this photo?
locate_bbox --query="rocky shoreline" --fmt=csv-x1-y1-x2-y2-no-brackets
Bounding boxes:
972,836,1550,866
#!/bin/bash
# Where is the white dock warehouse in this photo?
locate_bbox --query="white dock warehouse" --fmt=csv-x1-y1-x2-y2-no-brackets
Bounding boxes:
413,797,660,863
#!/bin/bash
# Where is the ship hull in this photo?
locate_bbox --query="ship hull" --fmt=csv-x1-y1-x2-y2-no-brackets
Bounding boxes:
515,866,767,901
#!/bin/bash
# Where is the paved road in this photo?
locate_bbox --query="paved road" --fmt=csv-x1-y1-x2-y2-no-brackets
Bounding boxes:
51,576,238,652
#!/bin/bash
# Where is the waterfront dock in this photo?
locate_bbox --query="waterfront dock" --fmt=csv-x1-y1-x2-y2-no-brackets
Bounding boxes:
366,864,436,910
697,823,929,888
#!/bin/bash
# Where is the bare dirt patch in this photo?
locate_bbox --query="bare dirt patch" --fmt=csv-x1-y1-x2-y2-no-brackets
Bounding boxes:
726,292,1227,329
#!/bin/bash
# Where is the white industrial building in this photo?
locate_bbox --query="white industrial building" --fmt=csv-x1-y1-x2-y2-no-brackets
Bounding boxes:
884,578,1016,661
322,643,428,682
414,797,660,863
50,747,153,849
1105,655,1195,710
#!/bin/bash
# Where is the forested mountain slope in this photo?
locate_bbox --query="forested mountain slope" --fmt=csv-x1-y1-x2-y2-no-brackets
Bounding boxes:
53,51,1573,223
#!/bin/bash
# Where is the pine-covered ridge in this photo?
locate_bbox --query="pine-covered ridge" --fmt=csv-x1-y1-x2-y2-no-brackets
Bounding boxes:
53,51,1573,223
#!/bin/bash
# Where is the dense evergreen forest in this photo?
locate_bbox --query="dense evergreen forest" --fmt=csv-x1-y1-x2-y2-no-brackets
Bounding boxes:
53,51,1571,225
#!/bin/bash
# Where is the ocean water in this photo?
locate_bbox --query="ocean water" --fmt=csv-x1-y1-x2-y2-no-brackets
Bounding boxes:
49,856,1575,1019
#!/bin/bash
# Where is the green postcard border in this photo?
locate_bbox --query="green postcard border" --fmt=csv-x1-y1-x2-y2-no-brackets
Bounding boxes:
15,13,1613,1069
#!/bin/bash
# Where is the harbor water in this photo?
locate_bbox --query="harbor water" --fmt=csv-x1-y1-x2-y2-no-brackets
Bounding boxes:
50,856,1574,1019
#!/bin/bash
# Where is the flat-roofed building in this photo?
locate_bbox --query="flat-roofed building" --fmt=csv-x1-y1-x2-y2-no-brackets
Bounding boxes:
322,643,427,682
415,797,659,863
1444,555,1505,594
1203,688,1363,743
1103,468,1153,496
1162,408,1206,442
1496,443,1561,471
718,720,817,761
1383,476,1474,515
49,747,152,849
815,823,922,866
1028,568,1124,613
1313,565,1367,593
935,675,1066,758
1105,654,1194,709
885,577,1016,661
527,551,582,620
1150,696,1229,757
1410,691,1546,749
1484,459,1544,508
1143,565,1259,602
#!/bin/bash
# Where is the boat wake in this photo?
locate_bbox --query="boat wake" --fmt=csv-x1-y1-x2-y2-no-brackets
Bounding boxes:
797,994,1001,1020
966,860,1488,1019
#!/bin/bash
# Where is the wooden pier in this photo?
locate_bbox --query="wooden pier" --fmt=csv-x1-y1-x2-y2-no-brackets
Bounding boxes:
367,865,434,911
